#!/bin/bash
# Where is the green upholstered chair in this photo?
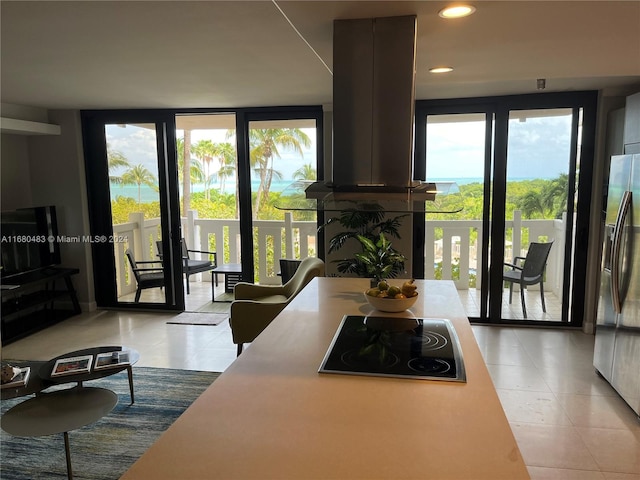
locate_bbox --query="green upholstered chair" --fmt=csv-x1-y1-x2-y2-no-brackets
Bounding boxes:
230,257,325,356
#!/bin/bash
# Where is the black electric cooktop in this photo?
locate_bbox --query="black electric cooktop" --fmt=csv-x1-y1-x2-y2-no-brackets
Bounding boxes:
319,316,466,382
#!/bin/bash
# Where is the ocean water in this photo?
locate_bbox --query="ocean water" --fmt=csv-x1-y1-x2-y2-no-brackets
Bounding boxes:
110,177,535,203
110,179,294,203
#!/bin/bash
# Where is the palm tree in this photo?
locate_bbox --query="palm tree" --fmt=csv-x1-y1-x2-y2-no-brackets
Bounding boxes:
518,174,570,219
177,132,193,213
519,190,547,219
212,142,236,192
107,147,131,184
542,173,569,218
192,139,216,200
225,130,242,218
121,164,158,205
249,128,311,215
293,163,316,181
177,146,206,193
188,158,206,194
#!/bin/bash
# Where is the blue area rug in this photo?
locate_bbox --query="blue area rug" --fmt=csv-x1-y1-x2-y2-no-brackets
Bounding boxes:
0,367,220,480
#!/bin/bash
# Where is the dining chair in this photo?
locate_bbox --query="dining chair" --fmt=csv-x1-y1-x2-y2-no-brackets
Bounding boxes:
156,239,217,294
503,241,554,318
278,259,302,284
125,249,164,302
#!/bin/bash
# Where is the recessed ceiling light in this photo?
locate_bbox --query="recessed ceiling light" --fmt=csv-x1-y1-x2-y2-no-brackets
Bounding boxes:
429,67,454,74
438,5,476,19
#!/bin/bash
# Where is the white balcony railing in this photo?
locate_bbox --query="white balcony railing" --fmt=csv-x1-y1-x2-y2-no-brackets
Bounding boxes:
112,210,564,298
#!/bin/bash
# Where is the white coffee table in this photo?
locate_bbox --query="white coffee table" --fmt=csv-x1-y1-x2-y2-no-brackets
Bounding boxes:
1,386,118,479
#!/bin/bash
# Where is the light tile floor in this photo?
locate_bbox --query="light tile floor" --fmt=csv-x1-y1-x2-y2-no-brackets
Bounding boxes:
472,325,640,479
2,280,639,479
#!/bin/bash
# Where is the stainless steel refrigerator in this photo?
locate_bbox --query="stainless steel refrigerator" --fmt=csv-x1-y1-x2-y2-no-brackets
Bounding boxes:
594,153,640,416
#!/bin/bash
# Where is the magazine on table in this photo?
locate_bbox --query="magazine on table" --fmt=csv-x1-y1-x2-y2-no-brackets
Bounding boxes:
94,350,131,370
51,355,93,377
1,366,31,389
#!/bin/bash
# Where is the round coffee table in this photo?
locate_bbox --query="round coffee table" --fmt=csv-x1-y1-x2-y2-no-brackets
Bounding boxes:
1,360,48,400
1,386,118,480
40,346,140,403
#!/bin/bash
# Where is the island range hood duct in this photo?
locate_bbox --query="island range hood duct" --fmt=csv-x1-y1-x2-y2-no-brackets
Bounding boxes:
305,15,437,203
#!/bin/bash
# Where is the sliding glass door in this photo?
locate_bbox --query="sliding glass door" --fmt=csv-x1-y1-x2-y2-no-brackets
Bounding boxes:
82,107,323,310
415,91,597,326
245,117,320,285
82,111,184,310
499,108,575,321
175,113,239,304
421,112,492,319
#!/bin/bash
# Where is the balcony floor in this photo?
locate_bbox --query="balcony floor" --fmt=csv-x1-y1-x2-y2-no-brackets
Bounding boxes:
117,274,233,313
120,278,564,321
458,287,563,322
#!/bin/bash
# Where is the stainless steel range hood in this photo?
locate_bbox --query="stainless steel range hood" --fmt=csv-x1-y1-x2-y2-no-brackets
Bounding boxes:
306,15,436,203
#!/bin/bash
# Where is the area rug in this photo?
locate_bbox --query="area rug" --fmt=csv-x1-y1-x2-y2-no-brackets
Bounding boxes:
195,297,233,312
166,312,227,325
0,367,220,480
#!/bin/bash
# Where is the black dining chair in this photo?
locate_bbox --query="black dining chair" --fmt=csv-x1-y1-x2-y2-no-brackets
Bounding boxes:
125,249,165,302
156,239,217,294
503,241,554,318
278,259,302,284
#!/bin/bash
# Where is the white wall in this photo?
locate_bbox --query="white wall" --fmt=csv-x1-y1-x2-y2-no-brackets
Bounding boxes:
1,134,33,210
0,106,96,311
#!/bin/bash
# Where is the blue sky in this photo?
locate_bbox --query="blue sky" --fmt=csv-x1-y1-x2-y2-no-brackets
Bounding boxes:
106,125,317,181
107,113,573,185
426,113,573,180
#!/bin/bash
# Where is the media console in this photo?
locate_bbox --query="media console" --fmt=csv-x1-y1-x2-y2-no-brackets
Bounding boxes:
1,267,81,345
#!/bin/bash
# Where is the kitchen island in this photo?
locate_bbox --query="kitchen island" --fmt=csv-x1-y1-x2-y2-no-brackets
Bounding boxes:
122,278,529,479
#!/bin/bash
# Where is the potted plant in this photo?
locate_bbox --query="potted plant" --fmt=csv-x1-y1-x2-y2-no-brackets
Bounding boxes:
319,205,408,284
343,233,407,285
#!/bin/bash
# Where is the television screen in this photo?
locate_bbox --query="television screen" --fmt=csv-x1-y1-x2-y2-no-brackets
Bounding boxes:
1,206,61,278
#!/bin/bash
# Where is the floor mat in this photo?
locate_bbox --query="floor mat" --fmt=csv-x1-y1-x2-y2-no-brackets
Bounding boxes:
166,312,227,325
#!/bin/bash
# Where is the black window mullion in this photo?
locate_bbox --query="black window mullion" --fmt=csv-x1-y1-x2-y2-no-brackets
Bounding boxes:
235,111,254,284
479,111,495,320
489,107,510,322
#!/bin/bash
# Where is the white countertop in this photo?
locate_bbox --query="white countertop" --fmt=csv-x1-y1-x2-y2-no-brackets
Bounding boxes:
122,278,529,480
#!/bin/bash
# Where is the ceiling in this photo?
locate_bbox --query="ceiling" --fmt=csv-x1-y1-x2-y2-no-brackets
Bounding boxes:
1,1,640,111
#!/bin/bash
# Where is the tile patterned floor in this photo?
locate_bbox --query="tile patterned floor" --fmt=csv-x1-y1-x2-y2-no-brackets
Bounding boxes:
2,280,638,479
472,325,640,479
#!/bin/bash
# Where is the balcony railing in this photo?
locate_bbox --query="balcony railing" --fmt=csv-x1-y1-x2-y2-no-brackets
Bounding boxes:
113,210,564,298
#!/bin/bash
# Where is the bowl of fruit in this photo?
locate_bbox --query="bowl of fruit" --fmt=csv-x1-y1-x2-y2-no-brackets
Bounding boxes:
364,279,419,312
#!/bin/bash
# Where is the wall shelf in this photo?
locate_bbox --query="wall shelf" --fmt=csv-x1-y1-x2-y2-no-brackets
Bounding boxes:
0,117,61,136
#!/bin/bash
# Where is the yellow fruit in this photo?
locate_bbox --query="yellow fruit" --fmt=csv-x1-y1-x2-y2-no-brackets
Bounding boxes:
401,279,417,297
394,293,406,299
387,286,401,297
377,280,389,291
366,288,380,297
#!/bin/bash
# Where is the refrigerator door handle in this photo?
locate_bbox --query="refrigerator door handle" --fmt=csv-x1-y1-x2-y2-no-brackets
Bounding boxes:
611,190,632,314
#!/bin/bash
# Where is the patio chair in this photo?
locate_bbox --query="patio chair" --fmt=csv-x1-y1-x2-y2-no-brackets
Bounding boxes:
125,249,165,302
230,257,324,356
156,239,218,294
278,259,302,284
503,241,554,318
